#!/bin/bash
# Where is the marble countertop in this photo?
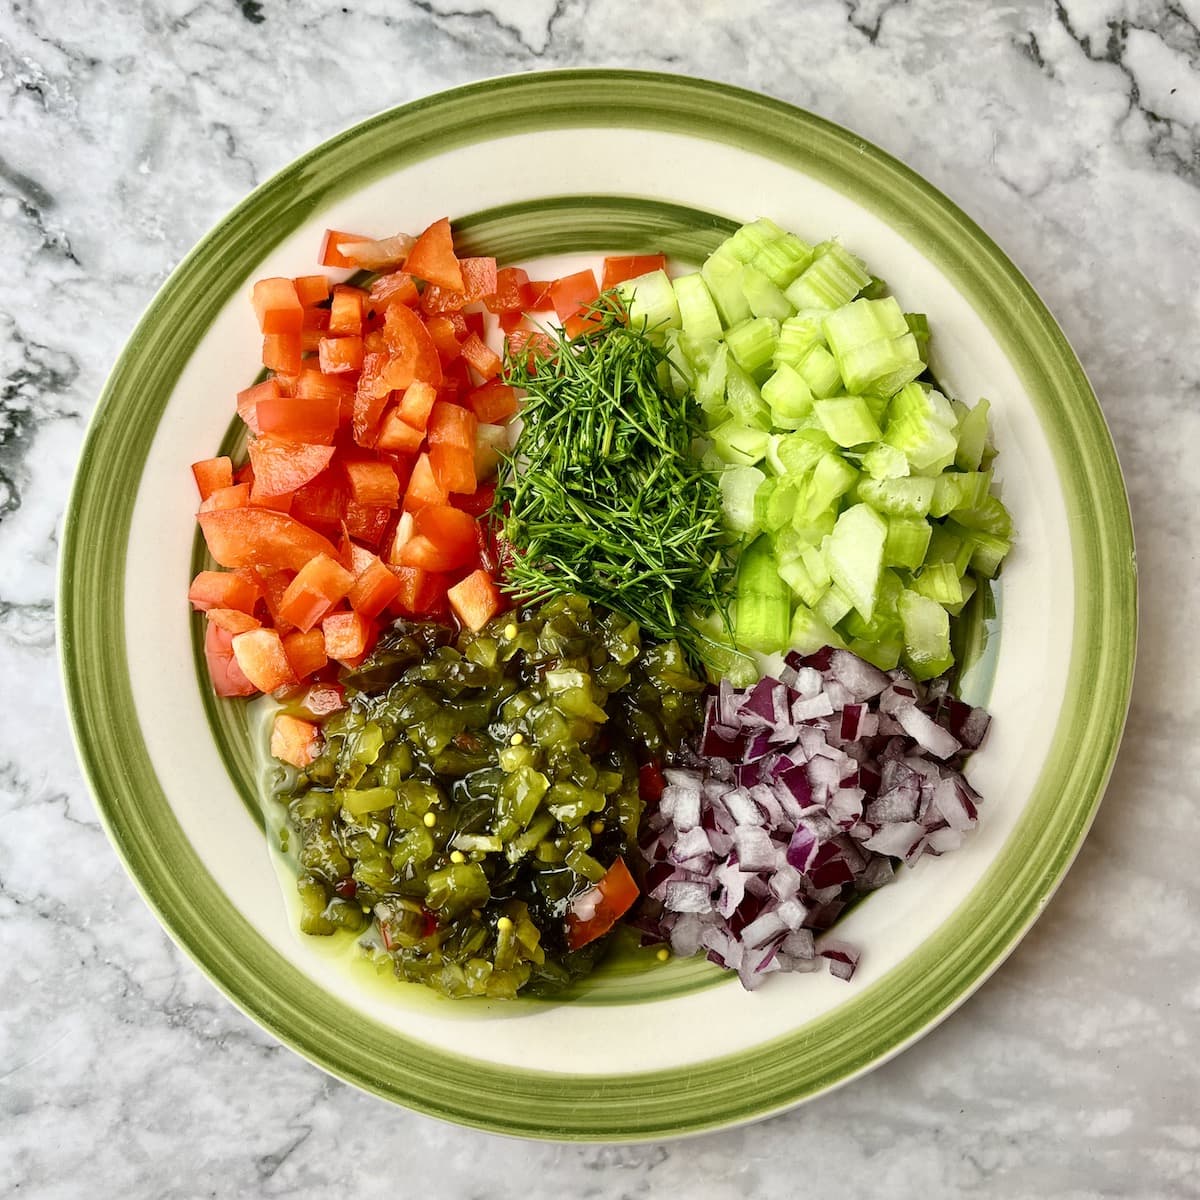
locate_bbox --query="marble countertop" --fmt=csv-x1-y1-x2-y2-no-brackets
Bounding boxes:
2,0,1197,1195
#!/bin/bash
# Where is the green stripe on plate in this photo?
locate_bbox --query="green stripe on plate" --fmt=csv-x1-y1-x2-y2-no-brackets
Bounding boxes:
59,70,1135,1140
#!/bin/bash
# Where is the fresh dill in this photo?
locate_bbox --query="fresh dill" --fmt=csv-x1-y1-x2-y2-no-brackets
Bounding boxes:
490,303,732,664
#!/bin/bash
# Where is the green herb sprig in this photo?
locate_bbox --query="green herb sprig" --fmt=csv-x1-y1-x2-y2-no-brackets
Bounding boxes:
491,302,732,664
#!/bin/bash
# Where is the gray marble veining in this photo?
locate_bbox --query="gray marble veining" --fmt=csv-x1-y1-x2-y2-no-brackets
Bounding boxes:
1,0,1198,1196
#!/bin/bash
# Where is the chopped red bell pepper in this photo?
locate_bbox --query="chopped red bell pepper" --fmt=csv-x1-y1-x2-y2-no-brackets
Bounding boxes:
343,460,400,508
402,452,449,512
483,266,530,313
447,568,503,631
465,379,519,424
317,335,364,374
376,410,425,455
565,857,640,951
329,286,365,336
405,217,464,291
206,607,261,635
271,713,322,768
256,391,340,445
367,271,418,311
197,482,251,513
319,228,371,269
281,629,328,680
398,505,480,571
460,333,502,380
322,610,373,664
600,254,667,290
247,439,335,500
252,277,303,335
398,380,438,430
277,552,355,632
262,332,302,375
192,456,234,502
460,257,498,302
198,509,339,572
204,622,258,697
293,274,331,307
232,627,297,692
346,546,403,618
188,569,261,614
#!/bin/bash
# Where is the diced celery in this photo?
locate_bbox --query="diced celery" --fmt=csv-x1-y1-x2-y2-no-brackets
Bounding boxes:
826,502,887,621
860,276,889,300
692,340,729,418
741,264,793,320
930,470,992,517
774,313,825,367
800,543,831,591
789,506,837,546
847,634,903,671
857,475,936,517
779,554,827,608
955,397,991,471
925,524,974,576
943,572,978,617
836,332,924,397
803,453,858,517
761,363,815,427
898,590,953,680
815,583,854,626
785,242,870,310
883,388,959,472
673,273,724,343
711,419,770,466
950,493,1014,538
756,477,800,532
795,344,842,398
912,561,964,606
725,317,780,378
905,312,931,360
661,331,694,398
617,270,681,334
863,393,890,426
789,604,846,654
861,443,910,479
966,529,1012,578
884,515,932,570
813,396,883,447
723,359,771,428
767,427,835,477
726,217,786,262
701,250,753,327
752,233,814,287
736,535,791,653
719,466,765,533
822,296,908,348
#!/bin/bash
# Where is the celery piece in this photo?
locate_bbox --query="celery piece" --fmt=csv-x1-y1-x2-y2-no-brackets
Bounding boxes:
943,571,978,617
789,603,846,654
905,312,931,360
701,250,753,327
912,560,964,606
823,296,908,347
837,333,925,397
726,217,787,262
693,340,729,419
720,465,766,533
735,535,791,653
813,396,883,447
789,505,838,546
842,569,902,639
931,471,992,518
951,493,1013,538
847,634,903,671
800,543,832,591
966,530,1012,578
884,515,932,570
826,502,887,621
741,264,793,320
898,590,954,680
926,523,974,576
767,427,834,477
779,555,827,608
617,270,681,335
762,363,815,428
725,316,780,378
774,313,826,367
785,242,871,310
673,273,724,343
757,477,800,532
955,397,990,471
721,358,771,430
752,233,815,287
711,419,770,466
861,442,911,480
857,475,936,517
815,583,854,627
794,343,842,399
804,453,859,517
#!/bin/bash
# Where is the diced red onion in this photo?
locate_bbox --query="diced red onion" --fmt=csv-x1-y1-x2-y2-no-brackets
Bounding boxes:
640,646,991,989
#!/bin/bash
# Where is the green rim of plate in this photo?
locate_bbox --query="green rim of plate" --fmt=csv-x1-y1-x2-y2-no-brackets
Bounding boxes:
58,70,1136,1141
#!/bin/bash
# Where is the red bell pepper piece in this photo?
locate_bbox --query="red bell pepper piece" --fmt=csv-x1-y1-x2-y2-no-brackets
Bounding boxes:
483,266,530,313
318,336,364,374
322,610,373,664
367,271,418,311
465,379,519,424
197,483,251,513
277,553,355,632
204,622,258,697
402,452,449,512
389,565,450,617
460,333,502,381
252,278,303,335
405,217,464,291
447,568,503,631
343,460,400,508
198,509,339,572
600,254,667,290
346,545,403,618
293,274,331,307
398,506,480,571
256,391,340,445
262,332,302,375
247,439,335,500
192,456,234,501
565,857,640,951
281,629,329,681
398,380,437,430
319,228,371,269
460,257,498,302
376,410,425,455
329,286,365,336
342,500,392,548
206,607,261,635
232,627,297,692
271,713,322,768
188,569,261,614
